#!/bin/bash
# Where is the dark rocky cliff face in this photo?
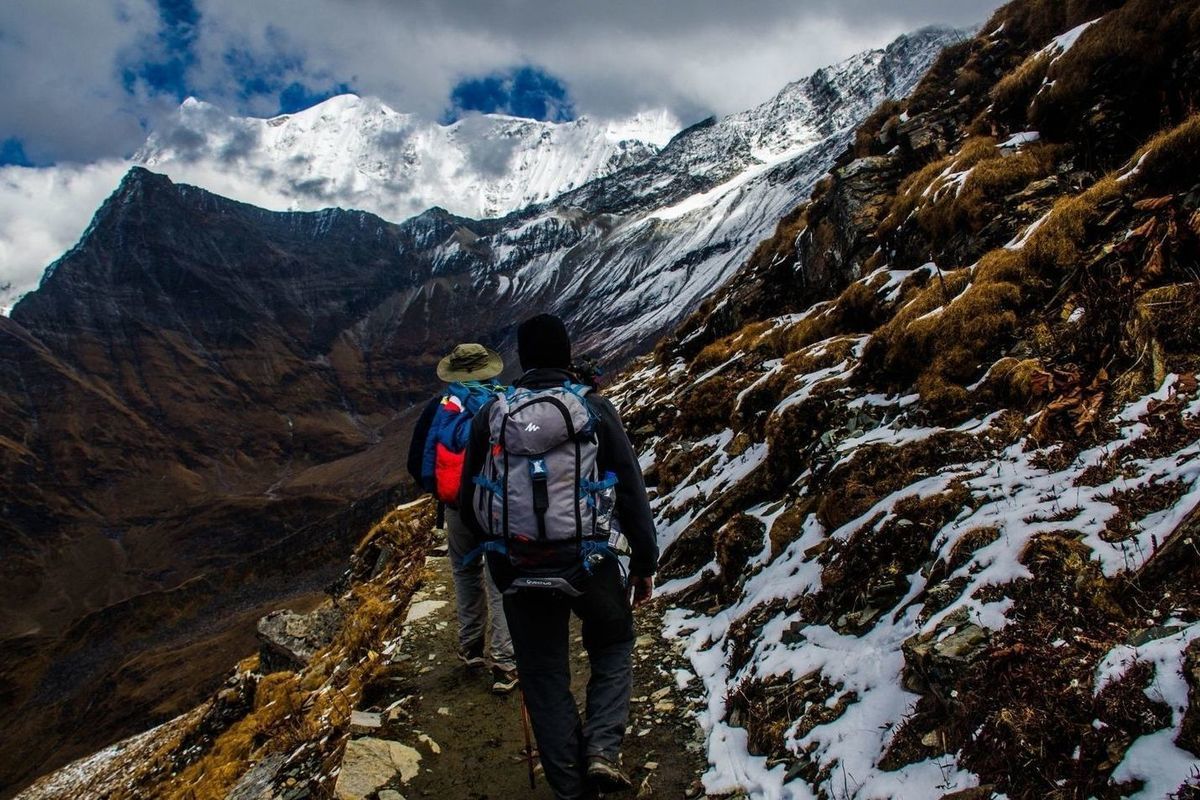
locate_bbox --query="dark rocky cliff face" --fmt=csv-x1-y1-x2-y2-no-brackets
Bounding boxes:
0,169,511,792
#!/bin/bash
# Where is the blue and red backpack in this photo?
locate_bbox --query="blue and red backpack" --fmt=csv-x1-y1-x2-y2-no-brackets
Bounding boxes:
421,381,504,507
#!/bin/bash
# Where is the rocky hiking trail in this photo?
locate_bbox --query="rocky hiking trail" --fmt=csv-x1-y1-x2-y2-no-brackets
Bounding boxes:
336,528,708,799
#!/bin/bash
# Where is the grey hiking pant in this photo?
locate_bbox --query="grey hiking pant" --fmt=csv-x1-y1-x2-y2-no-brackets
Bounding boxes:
446,507,515,670
501,557,634,800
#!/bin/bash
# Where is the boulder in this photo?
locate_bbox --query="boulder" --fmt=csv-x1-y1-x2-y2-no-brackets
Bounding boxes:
225,753,287,800
257,604,346,673
796,154,903,292
902,608,990,695
334,737,421,800
349,710,383,734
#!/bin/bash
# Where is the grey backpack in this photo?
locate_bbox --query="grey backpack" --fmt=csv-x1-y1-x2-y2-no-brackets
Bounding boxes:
471,382,618,594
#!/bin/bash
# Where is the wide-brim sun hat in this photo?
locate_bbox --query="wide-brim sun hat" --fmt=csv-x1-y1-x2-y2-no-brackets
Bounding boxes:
436,342,504,382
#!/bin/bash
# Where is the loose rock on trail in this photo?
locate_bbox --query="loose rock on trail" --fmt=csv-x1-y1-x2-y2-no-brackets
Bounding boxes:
334,529,709,799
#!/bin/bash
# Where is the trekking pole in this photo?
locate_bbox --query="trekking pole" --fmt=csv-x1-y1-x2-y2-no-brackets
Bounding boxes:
519,688,537,790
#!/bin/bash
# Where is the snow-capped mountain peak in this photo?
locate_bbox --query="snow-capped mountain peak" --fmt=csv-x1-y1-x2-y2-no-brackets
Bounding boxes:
134,93,681,221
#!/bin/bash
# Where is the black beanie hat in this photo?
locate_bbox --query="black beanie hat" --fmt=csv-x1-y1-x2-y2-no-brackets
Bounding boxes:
518,313,572,371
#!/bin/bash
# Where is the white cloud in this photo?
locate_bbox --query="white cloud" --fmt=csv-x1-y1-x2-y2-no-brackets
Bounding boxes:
0,162,127,313
2,0,1002,163
179,0,995,122
0,0,166,162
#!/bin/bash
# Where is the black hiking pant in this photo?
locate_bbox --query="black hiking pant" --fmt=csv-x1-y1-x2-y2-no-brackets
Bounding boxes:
500,557,634,800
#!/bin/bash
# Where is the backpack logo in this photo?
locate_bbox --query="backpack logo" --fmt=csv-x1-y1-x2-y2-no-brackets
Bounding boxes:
524,422,541,432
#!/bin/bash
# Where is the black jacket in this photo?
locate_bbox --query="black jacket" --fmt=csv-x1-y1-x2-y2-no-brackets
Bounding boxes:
458,367,659,578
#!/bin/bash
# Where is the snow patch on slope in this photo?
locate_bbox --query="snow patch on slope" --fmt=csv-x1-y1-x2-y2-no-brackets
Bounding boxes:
610,301,1200,799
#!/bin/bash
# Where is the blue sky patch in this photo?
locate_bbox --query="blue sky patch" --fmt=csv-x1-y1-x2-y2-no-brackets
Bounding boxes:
0,138,34,167
222,42,357,114
122,0,200,101
123,7,356,119
445,66,575,124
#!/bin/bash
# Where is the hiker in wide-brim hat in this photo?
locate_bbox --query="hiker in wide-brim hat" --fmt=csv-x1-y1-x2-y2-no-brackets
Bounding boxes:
407,342,518,695
437,343,504,383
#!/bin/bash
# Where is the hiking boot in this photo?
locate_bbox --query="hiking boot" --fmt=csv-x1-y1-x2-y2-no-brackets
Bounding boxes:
457,640,486,669
491,666,519,694
586,754,632,792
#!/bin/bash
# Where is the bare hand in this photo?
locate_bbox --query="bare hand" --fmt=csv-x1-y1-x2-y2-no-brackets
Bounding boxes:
629,575,654,608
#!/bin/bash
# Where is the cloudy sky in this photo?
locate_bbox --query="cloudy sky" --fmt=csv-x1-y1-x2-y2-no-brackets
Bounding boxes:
2,0,1003,166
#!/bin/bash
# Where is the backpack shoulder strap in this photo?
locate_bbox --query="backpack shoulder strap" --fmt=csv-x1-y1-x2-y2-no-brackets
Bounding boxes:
561,381,599,429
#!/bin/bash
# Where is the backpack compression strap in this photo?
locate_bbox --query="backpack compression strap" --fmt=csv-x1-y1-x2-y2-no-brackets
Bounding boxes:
529,457,550,540
462,538,508,567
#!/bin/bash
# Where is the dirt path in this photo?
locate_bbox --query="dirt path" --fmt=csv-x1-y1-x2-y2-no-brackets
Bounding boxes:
349,531,708,799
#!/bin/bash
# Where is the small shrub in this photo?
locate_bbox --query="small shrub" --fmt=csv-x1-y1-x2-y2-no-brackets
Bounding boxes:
991,52,1052,127
853,99,902,158
714,513,767,596
1129,112,1200,195
767,498,817,556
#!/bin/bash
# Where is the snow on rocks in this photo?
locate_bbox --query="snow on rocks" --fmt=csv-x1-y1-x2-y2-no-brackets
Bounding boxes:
1039,17,1104,62
14,710,206,800
613,299,1200,798
138,95,679,223
404,599,448,623
1094,622,1200,799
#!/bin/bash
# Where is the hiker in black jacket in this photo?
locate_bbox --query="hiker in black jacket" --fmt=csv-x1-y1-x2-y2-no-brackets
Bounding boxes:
459,313,658,799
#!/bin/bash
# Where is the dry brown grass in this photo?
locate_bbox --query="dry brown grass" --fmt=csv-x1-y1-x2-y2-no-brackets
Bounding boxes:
693,320,785,372
881,137,1003,233
884,134,1059,255
863,168,1123,411
880,155,956,236
986,357,1053,406
767,497,817,557
1128,283,1200,391
906,39,977,115
1130,112,1200,195
785,279,888,352
990,51,1052,126
930,144,1058,237
123,500,436,800
1030,0,1200,166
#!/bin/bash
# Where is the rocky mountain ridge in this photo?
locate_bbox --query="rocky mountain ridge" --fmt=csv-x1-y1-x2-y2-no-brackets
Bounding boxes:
602,0,1200,796
13,1,1200,797
0,27,962,795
